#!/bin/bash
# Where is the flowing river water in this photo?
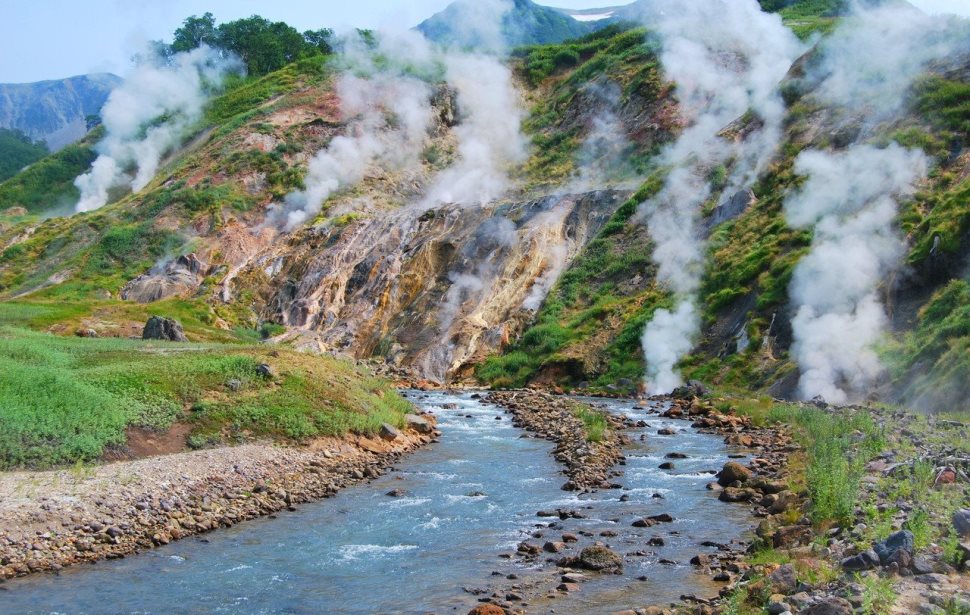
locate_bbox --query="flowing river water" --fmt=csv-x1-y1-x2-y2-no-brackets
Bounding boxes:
0,392,753,614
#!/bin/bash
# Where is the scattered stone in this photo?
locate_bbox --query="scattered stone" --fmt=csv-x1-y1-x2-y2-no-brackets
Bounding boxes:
841,549,880,572
141,316,188,342
256,363,276,379
404,414,433,434
768,563,797,594
954,509,970,538
874,530,914,566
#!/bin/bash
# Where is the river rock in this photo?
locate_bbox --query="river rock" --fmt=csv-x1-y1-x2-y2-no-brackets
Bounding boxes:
768,563,797,594
405,414,433,434
142,316,188,342
575,545,623,573
717,462,751,486
379,423,402,441
467,606,505,615
544,541,566,553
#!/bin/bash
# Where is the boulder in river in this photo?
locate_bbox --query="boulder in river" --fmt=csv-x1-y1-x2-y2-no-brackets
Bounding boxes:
142,316,188,342
574,545,623,573
467,606,505,615
717,461,751,486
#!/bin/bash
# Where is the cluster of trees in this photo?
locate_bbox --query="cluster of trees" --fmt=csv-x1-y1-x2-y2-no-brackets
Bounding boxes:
0,129,48,183
161,13,334,76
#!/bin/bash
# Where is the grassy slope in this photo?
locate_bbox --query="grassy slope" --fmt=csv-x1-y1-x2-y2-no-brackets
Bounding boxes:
0,129,48,183
0,321,409,469
482,15,970,408
0,57,418,470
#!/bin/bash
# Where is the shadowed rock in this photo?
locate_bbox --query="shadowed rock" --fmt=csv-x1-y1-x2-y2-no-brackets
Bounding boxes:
142,316,188,342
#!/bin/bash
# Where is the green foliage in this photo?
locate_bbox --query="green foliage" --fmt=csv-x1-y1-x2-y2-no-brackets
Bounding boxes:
205,57,330,125
0,128,48,182
573,405,608,442
170,13,333,76
914,76,970,140
0,141,96,214
762,404,885,525
890,280,970,412
0,324,409,469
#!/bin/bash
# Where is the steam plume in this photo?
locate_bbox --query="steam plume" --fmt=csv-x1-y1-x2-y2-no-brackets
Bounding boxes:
419,53,527,209
784,3,967,402
75,46,241,212
635,0,801,393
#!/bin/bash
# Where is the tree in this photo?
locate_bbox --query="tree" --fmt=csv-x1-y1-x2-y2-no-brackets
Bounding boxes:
172,12,217,53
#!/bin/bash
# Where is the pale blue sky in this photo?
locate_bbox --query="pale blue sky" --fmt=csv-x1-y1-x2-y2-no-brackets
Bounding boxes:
0,0,634,83
0,0,966,83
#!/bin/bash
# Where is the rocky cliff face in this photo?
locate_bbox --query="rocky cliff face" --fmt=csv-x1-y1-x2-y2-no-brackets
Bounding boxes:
0,73,120,150
249,190,627,381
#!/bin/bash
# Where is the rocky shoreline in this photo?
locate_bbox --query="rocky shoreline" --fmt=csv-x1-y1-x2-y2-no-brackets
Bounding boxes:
486,390,630,491
470,391,969,615
0,414,438,581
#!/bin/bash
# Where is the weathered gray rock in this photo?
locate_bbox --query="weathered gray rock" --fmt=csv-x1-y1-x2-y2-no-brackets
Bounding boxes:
801,596,853,615
841,549,879,572
768,563,797,594
874,530,914,565
142,316,188,342
256,363,276,379
954,509,970,538
405,414,433,434
379,423,402,441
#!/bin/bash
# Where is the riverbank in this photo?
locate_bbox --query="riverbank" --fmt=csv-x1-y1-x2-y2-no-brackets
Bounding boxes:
0,417,437,580
464,390,966,615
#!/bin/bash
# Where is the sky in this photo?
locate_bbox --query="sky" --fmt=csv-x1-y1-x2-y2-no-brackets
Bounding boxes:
0,0,967,83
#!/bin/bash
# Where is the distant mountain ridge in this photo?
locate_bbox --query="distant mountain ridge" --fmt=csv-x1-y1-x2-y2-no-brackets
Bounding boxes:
417,0,593,48
0,73,120,151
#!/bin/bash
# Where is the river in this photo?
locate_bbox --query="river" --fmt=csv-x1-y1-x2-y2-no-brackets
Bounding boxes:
0,391,752,614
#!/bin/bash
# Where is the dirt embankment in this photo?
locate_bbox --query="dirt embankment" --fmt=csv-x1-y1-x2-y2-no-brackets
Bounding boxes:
0,416,437,581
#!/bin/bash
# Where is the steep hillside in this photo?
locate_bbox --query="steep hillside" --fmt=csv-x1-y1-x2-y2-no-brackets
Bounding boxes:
480,21,970,411
0,73,119,150
0,129,47,182
0,32,671,386
1,8,967,414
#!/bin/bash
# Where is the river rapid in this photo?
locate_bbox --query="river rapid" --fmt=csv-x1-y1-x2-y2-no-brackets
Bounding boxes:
0,391,753,614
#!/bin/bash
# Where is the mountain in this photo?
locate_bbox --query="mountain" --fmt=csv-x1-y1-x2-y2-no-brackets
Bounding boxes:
0,73,120,151
1,6,968,413
417,0,593,48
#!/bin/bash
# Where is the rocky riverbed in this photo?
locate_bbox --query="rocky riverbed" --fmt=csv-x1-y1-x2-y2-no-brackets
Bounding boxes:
0,415,437,580
486,390,631,491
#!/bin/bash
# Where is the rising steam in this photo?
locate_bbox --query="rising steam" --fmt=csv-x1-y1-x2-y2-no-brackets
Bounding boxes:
785,146,928,403
635,0,801,393
75,46,241,212
419,53,527,209
783,3,967,403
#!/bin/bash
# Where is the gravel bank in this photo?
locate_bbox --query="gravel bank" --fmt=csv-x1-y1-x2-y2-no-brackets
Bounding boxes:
0,421,436,580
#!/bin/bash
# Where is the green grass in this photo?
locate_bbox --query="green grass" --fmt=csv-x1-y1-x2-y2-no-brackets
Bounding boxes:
0,324,410,469
0,139,97,214
572,405,608,443
730,402,886,525
0,128,48,183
